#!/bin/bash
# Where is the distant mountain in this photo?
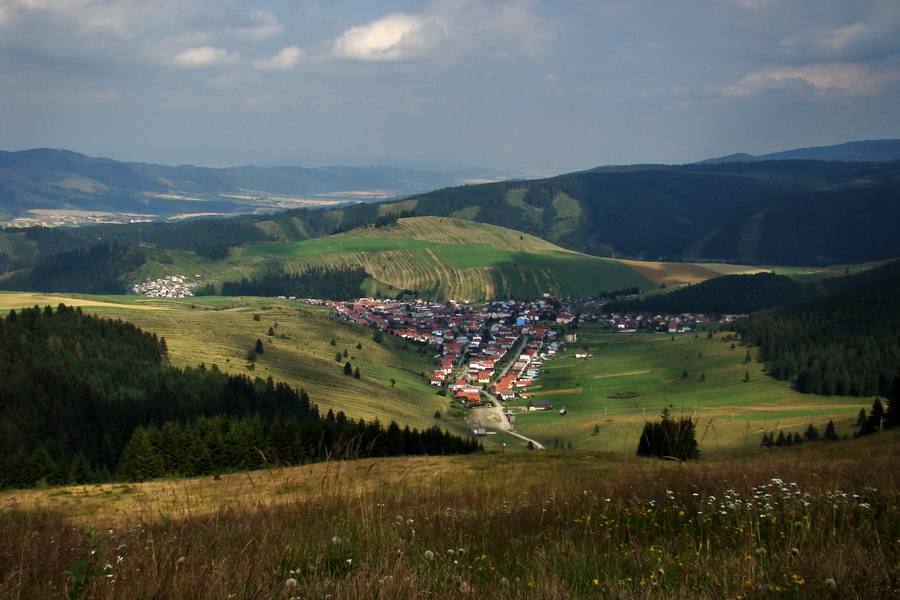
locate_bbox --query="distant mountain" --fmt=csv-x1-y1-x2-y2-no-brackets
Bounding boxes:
698,139,900,164
0,148,510,221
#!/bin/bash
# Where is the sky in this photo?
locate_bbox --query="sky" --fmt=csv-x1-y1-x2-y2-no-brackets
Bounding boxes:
1,0,899,175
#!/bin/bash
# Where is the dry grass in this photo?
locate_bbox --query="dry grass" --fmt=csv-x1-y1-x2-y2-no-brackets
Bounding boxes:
2,432,898,599
615,259,767,287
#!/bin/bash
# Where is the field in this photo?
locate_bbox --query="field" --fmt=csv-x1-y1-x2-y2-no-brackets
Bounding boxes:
0,292,455,435
0,433,897,599
0,291,874,456
512,324,871,454
133,217,750,301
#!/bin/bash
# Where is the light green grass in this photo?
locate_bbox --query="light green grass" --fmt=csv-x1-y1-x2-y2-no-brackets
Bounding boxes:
514,324,870,454
134,217,657,301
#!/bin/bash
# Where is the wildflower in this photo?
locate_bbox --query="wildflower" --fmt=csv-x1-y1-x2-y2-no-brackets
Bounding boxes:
789,547,800,557
755,547,767,555
447,549,455,556
424,550,435,561
500,577,509,588
824,578,837,590
657,567,665,577
459,581,471,594
285,578,299,589
332,536,342,545
793,521,804,529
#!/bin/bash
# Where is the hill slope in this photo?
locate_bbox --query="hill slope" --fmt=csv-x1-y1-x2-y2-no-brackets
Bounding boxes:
0,148,506,221
142,217,659,301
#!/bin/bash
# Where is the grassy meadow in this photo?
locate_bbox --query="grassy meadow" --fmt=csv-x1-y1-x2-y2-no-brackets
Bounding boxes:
514,324,871,454
133,217,662,301
0,292,452,434
0,433,897,599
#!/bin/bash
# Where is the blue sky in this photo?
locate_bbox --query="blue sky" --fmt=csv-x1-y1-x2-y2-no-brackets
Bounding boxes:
1,0,898,175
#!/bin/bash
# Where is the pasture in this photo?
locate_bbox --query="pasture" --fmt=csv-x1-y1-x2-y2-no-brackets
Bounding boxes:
513,324,871,454
0,433,897,599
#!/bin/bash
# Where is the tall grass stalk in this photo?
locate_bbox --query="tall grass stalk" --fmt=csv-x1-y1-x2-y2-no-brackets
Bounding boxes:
0,440,898,599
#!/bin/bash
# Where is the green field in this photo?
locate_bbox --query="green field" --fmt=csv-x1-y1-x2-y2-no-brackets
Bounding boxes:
0,292,458,435
512,324,870,454
134,217,658,301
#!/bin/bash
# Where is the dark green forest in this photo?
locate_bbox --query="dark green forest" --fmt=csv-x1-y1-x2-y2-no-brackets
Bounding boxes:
0,243,145,294
3,160,900,282
731,264,900,397
205,266,368,300
606,264,900,315
0,305,479,489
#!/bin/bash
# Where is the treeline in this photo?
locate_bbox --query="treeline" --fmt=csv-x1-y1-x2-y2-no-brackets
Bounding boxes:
204,266,368,300
0,243,145,294
331,210,417,234
119,415,480,482
731,265,900,396
607,272,815,315
0,305,479,489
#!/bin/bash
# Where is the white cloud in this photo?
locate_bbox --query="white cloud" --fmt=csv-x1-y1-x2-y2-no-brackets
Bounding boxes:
721,62,898,98
254,46,306,71
330,13,445,62
171,45,240,67
325,1,551,64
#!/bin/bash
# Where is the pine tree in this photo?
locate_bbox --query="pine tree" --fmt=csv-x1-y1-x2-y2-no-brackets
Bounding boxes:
343,362,353,376
803,423,820,442
823,420,839,441
255,339,264,354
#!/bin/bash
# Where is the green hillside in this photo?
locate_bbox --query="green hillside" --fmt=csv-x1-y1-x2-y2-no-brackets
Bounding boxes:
134,217,658,301
513,324,870,454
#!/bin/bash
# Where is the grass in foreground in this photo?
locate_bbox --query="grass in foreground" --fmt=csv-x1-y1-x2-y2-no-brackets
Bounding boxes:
1,431,897,599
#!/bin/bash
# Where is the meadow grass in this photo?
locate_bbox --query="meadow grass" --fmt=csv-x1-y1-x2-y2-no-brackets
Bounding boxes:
1,432,897,599
517,325,870,454
37,295,455,433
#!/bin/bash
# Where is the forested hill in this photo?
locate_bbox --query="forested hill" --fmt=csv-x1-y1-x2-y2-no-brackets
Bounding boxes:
0,305,479,489
731,261,900,397
605,261,900,315
4,159,899,273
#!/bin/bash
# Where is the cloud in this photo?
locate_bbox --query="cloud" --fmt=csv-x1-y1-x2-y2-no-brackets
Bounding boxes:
254,46,306,71
330,13,445,62
325,1,552,64
171,45,240,68
231,10,283,41
721,62,898,98
777,5,900,62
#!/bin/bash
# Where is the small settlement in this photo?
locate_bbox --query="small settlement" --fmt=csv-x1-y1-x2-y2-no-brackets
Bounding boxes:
131,275,201,298
316,297,736,412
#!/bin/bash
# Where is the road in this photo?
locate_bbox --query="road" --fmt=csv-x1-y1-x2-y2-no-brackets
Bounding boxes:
473,390,546,450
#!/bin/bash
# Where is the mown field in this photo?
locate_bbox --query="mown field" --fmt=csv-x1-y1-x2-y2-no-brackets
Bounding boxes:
513,323,871,454
0,433,897,599
130,217,708,301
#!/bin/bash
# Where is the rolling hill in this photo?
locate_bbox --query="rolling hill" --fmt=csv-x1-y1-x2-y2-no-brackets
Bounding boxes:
131,217,663,302
0,148,507,222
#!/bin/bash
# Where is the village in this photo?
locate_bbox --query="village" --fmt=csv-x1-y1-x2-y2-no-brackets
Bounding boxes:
131,274,201,298
320,296,740,425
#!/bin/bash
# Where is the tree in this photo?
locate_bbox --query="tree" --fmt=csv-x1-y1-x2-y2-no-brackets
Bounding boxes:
335,351,342,362
636,408,699,460
390,378,396,387
434,410,441,419
823,420,839,441
353,367,361,379
255,338,264,354
803,423,820,442
267,327,275,336
343,362,353,376
885,370,900,429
